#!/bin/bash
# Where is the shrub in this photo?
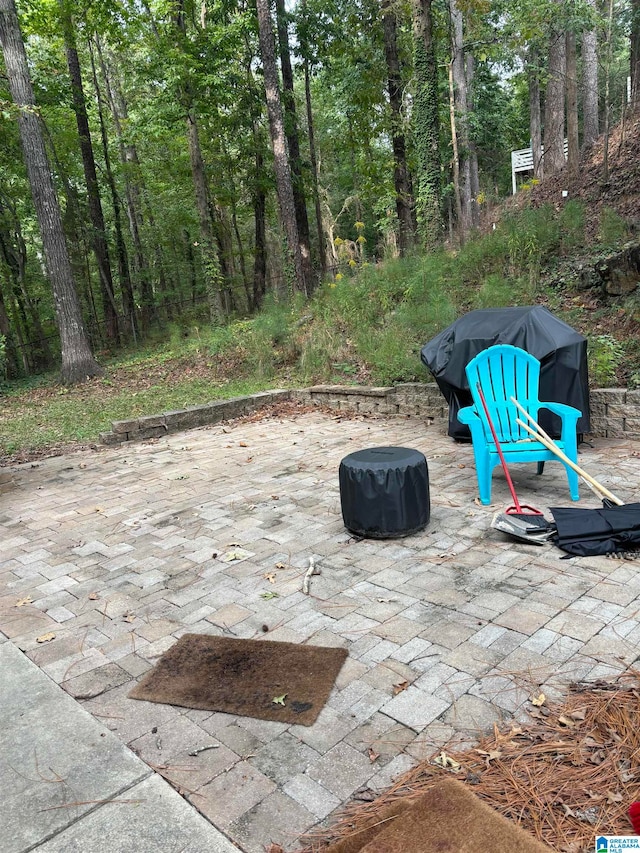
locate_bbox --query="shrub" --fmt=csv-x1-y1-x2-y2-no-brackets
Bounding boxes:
588,334,624,387
598,207,630,247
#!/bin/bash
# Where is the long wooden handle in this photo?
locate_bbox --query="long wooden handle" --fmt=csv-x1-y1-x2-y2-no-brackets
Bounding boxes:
515,417,624,505
510,396,624,504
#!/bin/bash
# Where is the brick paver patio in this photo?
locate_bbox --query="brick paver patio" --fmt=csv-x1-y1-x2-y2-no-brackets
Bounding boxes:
2,408,640,851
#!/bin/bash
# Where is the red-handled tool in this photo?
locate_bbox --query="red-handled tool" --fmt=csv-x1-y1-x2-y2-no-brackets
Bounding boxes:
476,382,546,525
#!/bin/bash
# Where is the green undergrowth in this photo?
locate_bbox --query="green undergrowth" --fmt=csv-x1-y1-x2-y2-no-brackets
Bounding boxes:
0,201,633,455
0,377,277,454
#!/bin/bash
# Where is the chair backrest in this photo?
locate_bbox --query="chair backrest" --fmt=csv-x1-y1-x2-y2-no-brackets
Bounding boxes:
465,344,541,444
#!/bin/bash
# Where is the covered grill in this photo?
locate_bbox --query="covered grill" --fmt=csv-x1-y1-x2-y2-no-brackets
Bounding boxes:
421,306,590,440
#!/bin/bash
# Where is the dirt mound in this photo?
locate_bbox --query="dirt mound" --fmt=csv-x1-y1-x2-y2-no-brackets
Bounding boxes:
524,107,640,235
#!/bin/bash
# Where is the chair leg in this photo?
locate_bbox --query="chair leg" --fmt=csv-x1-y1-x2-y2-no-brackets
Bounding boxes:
565,465,580,501
476,453,493,506
537,461,545,475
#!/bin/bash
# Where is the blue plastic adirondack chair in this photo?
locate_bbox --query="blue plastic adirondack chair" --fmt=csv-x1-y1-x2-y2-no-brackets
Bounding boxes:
458,344,581,505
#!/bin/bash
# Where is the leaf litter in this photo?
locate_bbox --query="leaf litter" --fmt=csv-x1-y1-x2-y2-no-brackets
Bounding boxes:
296,673,640,852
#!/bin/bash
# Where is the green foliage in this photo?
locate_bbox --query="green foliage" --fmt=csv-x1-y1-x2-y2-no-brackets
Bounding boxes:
588,334,624,387
558,200,586,252
476,274,522,308
598,207,631,247
505,205,560,286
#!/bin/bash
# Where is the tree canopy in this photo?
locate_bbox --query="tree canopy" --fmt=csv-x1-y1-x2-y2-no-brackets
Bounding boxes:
0,0,635,380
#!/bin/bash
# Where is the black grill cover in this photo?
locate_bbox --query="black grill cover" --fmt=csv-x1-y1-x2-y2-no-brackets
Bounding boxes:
420,306,590,440
339,447,430,538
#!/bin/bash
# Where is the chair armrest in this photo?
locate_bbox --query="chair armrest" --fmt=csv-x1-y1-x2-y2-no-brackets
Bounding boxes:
540,401,582,421
457,405,480,425
539,402,581,445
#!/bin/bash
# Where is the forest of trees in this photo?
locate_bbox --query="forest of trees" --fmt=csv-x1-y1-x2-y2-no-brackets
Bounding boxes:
0,0,638,382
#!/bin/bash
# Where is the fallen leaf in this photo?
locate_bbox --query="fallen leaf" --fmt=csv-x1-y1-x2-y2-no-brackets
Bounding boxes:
376,597,396,603
79,462,87,469
368,747,380,762
433,751,461,770
558,715,576,727
261,592,279,600
606,790,624,804
95,506,104,513
476,749,503,762
272,693,287,706
264,572,276,584
123,612,136,623
458,463,466,469
271,495,279,500
531,692,546,707
265,845,285,853
245,457,253,463
569,708,587,721
219,548,254,563
36,632,56,643
274,562,287,570
239,441,248,447
393,681,409,696
88,592,99,601
15,596,33,607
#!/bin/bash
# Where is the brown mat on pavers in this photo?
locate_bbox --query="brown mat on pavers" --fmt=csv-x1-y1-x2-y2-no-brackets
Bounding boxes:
323,778,553,853
129,634,347,726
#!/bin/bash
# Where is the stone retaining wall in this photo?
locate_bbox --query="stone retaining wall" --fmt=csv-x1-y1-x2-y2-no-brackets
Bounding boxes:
98,383,640,445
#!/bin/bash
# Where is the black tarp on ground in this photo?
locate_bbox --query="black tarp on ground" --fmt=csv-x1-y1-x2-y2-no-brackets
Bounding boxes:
551,503,640,556
420,306,590,440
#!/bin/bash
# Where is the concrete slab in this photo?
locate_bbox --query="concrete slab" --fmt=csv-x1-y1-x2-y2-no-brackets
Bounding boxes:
36,774,240,853
0,642,147,853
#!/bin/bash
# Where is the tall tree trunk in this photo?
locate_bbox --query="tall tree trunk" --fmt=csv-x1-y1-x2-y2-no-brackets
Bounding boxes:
303,55,326,276
528,47,543,180
447,59,463,228
59,2,119,344
466,54,479,225
0,281,20,377
631,0,640,106
382,0,416,254
186,111,225,322
566,30,579,173
544,22,566,176
412,0,442,248
0,0,102,383
96,41,155,330
255,0,306,295
603,0,615,181
582,0,599,145
274,0,313,292
252,147,267,310
172,0,226,322
449,0,472,237
88,38,137,341
97,40,154,329
0,194,53,366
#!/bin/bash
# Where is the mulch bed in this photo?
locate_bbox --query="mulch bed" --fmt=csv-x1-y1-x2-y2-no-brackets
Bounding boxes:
297,673,640,852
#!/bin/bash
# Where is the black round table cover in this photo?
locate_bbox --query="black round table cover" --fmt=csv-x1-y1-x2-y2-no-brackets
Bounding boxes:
339,446,430,538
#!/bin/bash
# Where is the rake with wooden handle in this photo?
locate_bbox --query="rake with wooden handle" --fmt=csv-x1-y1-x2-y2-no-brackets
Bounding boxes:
510,396,624,506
